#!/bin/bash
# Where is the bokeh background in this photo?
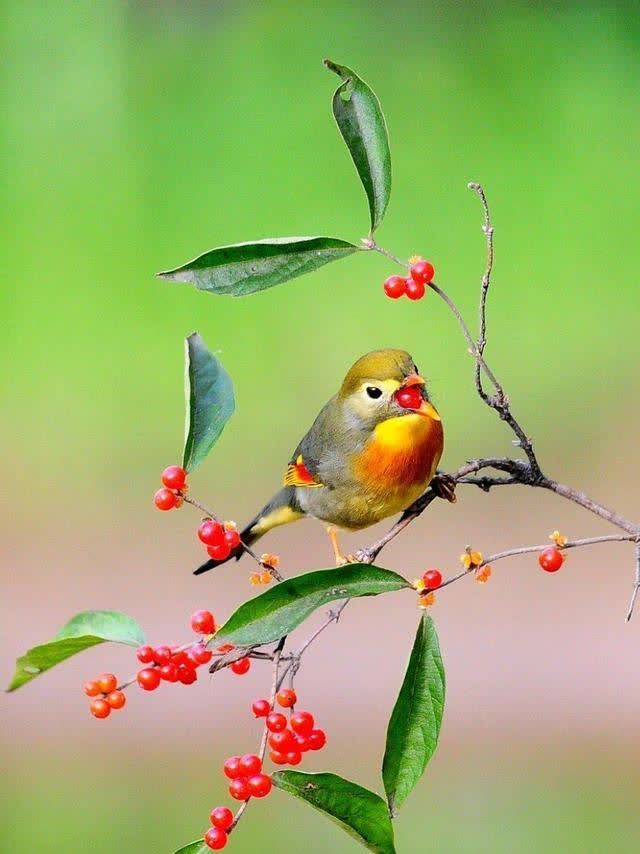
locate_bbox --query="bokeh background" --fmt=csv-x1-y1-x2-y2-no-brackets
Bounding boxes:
2,2,640,851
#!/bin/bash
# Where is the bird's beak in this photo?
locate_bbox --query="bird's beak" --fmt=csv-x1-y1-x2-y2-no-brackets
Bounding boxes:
418,400,441,421
400,374,441,421
402,373,425,388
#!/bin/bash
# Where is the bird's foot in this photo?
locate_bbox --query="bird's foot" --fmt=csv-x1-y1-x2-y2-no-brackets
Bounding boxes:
326,526,359,567
335,553,359,567
431,472,457,503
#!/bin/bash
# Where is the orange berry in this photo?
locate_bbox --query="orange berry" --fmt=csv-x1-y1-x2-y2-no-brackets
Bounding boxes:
83,680,102,697
97,673,117,693
90,698,111,719
107,690,126,709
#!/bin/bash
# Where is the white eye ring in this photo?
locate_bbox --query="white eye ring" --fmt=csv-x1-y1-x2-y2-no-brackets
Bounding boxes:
366,386,383,399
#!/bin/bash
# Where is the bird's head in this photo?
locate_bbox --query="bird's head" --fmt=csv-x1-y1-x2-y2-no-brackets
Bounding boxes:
338,349,440,427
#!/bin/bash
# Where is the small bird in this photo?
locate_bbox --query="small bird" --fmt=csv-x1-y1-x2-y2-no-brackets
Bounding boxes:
195,349,444,574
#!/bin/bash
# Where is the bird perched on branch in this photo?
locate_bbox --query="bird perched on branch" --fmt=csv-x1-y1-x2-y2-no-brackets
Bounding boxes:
195,349,445,574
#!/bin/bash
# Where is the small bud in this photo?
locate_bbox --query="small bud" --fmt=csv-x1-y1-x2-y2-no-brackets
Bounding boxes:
418,592,436,609
549,530,568,547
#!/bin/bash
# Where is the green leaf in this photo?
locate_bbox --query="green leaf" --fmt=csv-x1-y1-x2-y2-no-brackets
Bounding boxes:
7,610,145,692
158,236,358,297
215,565,410,647
273,771,395,854
173,842,208,854
182,332,235,473
324,60,391,234
382,614,445,815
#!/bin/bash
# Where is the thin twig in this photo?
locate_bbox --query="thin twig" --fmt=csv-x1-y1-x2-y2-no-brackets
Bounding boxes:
439,534,639,590
229,637,286,834
468,181,495,404
626,542,640,622
276,600,350,692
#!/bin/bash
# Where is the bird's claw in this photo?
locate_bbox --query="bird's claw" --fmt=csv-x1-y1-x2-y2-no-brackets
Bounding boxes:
431,473,457,503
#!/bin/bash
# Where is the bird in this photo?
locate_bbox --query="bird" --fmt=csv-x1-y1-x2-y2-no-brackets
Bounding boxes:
194,349,444,574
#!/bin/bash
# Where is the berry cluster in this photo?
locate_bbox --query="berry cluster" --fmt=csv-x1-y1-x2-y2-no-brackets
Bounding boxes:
261,689,327,766
198,518,241,564
134,610,219,691
201,689,327,849
84,672,126,719
383,257,435,301
154,465,188,511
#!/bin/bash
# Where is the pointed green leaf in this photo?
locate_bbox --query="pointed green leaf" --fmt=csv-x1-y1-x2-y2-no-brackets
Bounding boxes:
273,771,395,854
173,842,208,854
214,565,410,647
382,614,445,815
324,60,391,234
182,333,235,473
159,236,358,297
7,610,145,692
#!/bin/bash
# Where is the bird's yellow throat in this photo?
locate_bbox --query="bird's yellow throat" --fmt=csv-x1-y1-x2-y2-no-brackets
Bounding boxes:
355,412,443,491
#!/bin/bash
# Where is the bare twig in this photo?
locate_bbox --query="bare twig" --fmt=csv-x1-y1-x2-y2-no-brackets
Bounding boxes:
626,542,640,622
468,181,495,404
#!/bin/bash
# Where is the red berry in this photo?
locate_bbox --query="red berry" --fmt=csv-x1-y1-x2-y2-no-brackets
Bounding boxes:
308,729,327,751
269,750,287,765
383,275,407,300
268,729,295,752
276,688,297,708
228,778,250,801
191,609,216,635
136,645,154,664
154,487,177,511
247,773,272,798
161,465,186,491
197,520,225,547
90,698,111,719
266,712,287,733
83,680,102,697
159,662,178,682
97,673,117,694
153,645,173,666
422,568,442,590
224,756,243,779
224,528,241,550
209,806,234,830
410,259,435,285
290,710,314,736
106,690,126,710
230,657,251,675
252,698,271,718
204,827,228,850
207,542,232,561
191,642,213,665
395,386,423,411
239,754,262,777
137,668,161,691
177,663,197,684
405,278,426,301
285,750,302,766
539,547,564,573
294,734,311,752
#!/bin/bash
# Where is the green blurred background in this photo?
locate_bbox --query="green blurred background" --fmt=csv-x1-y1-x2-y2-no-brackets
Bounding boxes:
2,2,640,852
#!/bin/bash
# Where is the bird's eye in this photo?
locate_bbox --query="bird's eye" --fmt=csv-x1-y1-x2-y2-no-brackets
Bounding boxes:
366,386,383,399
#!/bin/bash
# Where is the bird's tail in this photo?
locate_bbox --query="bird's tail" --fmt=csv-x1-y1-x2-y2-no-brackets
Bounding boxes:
193,487,304,576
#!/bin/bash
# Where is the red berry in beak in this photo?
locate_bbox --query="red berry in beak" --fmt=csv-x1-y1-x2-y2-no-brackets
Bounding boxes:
395,386,424,411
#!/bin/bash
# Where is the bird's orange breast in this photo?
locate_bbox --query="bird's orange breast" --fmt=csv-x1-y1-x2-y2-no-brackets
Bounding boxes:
354,413,443,494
